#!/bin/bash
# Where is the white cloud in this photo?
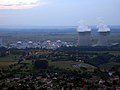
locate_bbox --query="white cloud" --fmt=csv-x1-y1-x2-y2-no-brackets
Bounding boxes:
0,0,44,9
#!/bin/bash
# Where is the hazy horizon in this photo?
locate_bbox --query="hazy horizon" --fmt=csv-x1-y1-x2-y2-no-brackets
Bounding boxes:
0,25,120,29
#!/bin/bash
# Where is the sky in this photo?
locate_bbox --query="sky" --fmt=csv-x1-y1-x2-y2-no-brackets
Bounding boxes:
0,0,120,27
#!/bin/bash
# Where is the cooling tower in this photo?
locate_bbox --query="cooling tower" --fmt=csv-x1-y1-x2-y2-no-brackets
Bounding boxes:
97,20,111,46
78,31,91,46
0,38,3,46
97,31,110,46
77,21,92,46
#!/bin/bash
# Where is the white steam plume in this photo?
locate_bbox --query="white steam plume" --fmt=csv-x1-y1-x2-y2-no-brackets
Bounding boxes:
97,18,110,32
77,20,91,32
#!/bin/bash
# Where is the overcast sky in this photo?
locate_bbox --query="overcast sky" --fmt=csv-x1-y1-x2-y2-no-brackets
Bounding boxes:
0,0,120,27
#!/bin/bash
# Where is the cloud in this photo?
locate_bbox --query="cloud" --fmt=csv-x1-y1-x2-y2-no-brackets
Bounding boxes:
0,0,45,9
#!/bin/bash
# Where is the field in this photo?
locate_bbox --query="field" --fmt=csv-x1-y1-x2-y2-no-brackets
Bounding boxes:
0,57,95,71
2,34,120,44
0,54,19,68
0,61,17,68
0,55,19,61
0,55,77,69
0,27,120,43
86,51,120,55
99,62,120,70
0,50,120,70
49,61,80,70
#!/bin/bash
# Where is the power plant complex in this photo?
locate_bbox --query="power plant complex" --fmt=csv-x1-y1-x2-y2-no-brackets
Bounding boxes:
0,20,115,49
77,20,111,46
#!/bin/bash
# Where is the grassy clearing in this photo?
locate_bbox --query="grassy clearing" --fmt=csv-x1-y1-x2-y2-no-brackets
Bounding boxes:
99,62,120,70
109,51,120,55
0,55,19,68
19,60,79,70
49,61,81,70
24,60,32,63
0,61,17,68
0,55,20,61
86,51,120,54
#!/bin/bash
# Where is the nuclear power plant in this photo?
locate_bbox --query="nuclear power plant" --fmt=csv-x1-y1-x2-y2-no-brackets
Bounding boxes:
77,20,111,47
77,21,92,46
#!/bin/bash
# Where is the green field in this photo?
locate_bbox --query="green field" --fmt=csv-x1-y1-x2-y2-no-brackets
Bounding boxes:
1,31,120,43
0,55,19,68
0,61,17,68
0,55,20,61
49,61,80,70
99,62,120,70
